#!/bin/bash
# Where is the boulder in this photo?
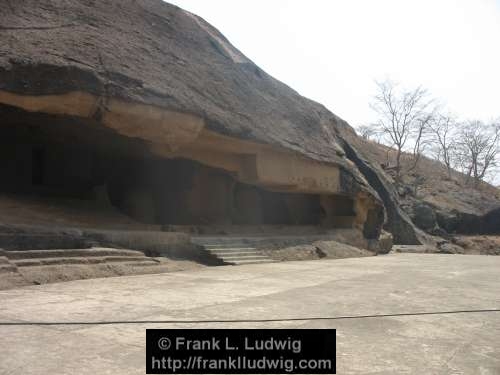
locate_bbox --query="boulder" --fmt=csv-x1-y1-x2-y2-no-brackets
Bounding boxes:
368,231,393,254
435,210,460,233
411,202,438,231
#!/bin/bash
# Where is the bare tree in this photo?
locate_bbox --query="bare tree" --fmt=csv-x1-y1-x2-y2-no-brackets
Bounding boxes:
428,113,457,178
408,113,434,172
455,120,500,185
370,79,434,183
356,125,377,140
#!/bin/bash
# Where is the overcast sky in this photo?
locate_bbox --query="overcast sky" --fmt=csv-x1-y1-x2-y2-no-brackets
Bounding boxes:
167,0,500,128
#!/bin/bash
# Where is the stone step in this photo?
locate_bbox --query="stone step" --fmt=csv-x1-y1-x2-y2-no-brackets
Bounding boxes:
18,260,161,271
219,255,270,261
205,247,257,251
210,251,262,256
203,244,254,247
227,259,275,265
207,247,257,251
0,256,17,273
5,248,145,260
13,255,156,267
106,260,160,267
0,233,89,250
200,242,274,265
392,245,430,253
0,264,18,273
194,240,254,246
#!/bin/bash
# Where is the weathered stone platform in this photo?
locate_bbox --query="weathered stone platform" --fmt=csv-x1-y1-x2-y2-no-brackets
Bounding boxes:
0,254,499,374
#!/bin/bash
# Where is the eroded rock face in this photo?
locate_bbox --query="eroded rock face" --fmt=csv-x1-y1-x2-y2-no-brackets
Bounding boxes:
0,0,385,240
439,208,500,235
482,208,500,234
334,125,422,244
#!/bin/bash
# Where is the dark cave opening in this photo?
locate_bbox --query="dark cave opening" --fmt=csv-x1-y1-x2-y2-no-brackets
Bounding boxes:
0,104,357,229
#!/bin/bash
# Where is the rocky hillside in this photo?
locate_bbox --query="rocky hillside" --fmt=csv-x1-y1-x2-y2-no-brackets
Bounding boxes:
359,140,500,215
351,134,500,240
332,120,500,246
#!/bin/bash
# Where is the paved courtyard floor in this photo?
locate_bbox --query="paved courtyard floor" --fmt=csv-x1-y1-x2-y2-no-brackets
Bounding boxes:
0,253,499,374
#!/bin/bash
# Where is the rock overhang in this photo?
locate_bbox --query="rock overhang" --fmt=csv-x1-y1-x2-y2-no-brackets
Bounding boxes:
0,0,385,238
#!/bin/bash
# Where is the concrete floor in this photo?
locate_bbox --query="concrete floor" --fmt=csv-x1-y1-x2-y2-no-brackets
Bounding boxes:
0,254,499,374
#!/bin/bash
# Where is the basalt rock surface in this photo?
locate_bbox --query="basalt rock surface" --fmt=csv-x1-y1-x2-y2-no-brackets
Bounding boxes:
0,0,390,239
2,0,357,173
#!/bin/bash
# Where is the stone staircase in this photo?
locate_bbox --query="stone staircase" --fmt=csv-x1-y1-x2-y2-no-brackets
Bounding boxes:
192,238,275,265
2,247,160,268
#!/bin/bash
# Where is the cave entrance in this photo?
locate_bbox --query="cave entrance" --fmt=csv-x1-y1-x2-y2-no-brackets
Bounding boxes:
0,105,357,231
0,141,354,229
0,132,97,199
0,105,160,227
106,157,357,229
105,158,332,226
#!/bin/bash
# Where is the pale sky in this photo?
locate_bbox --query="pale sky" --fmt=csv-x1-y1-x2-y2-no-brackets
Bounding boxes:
167,0,500,128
